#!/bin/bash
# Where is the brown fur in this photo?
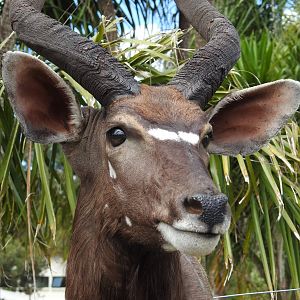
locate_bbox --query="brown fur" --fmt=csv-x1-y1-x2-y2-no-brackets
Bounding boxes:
62,86,215,299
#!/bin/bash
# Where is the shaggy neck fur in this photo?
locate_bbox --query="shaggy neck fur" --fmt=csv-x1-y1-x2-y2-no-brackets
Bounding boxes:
100,243,184,300
65,182,185,300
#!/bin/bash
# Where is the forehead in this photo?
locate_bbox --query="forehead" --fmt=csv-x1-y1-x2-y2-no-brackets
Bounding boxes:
107,85,207,130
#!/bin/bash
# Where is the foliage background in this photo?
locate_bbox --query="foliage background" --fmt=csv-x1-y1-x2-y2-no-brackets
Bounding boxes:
0,0,299,298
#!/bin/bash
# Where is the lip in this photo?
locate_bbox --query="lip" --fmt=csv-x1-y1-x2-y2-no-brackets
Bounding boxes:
172,210,231,235
157,222,221,256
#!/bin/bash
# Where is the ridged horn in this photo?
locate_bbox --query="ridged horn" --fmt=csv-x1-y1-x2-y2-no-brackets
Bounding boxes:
170,0,240,109
9,0,140,106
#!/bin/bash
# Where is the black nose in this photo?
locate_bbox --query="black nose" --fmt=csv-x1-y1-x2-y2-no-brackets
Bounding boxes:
184,194,228,228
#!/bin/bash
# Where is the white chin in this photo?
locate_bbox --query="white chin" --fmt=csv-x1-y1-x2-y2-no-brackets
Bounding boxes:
157,222,220,256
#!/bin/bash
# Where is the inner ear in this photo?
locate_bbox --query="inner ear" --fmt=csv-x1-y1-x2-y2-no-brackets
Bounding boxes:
2,51,83,144
206,80,300,156
17,65,75,133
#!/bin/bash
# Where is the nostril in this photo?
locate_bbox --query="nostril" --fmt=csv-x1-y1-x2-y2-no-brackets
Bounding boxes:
196,194,228,228
184,197,204,215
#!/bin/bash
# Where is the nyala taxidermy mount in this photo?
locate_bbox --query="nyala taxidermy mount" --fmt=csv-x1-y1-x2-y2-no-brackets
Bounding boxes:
2,0,300,299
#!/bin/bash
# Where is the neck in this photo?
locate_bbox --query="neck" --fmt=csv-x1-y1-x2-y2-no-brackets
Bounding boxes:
101,241,185,300
65,183,186,300
66,228,185,300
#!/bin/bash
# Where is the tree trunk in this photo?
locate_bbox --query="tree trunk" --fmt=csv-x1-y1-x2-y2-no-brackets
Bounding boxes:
97,0,118,43
0,0,16,69
276,234,288,300
178,12,190,60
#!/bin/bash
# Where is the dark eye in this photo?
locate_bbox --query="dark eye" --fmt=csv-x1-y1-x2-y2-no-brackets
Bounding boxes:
201,131,213,148
107,127,126,147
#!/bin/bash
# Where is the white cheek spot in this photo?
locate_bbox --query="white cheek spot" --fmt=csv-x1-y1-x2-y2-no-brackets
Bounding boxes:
148,128,199,145
125,216,132,227
178,131,199,145
148,128,180,142
104,204,109,209
108,160,117,179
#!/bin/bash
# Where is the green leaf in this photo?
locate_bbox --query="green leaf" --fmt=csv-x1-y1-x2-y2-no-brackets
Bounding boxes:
34,144,56,239
63,154,76,217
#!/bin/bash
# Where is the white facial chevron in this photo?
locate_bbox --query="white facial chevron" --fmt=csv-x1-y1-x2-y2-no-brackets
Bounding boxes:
148,128,199,145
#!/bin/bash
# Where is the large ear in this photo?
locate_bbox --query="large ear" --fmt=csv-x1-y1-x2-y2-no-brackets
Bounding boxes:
207,80,300,156
2,51,83,144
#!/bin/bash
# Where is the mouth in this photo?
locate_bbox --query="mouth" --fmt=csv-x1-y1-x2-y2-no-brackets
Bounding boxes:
175,228,220,239
197,232,220,238
157,222,221,256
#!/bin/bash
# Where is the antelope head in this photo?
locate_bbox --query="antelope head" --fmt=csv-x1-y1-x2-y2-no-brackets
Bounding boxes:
2,0,300,260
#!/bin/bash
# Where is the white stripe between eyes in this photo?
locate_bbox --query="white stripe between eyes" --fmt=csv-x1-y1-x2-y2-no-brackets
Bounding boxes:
148,128,199,145
178,131,199,145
